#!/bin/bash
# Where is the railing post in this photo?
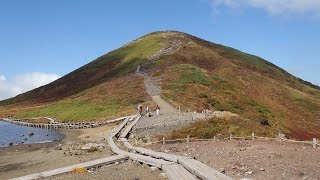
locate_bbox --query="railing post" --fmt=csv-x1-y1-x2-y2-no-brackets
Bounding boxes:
252,132,255,141
162,137,165,145
205,109,207,119
229,134,233,140
187,135,190,143
313,138,317,149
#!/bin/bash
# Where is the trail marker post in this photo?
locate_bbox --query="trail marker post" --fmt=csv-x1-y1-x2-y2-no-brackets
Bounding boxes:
313,138,317,148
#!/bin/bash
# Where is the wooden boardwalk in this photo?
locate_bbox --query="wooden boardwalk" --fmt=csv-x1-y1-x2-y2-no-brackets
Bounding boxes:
108,115,198,179
10,155,128,180
113,115,233,180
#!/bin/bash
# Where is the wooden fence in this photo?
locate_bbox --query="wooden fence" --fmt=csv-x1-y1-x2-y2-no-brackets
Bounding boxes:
0,116,127,130
140,132,320,149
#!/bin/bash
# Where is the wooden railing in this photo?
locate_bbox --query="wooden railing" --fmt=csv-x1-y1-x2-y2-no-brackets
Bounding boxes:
141,133,320,149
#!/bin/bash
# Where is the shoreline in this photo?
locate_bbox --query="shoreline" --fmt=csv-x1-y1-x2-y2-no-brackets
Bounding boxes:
0,119,65,148
0,129,70,152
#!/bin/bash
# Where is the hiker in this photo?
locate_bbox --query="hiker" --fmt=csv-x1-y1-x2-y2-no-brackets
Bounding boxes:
145,106,151,117
156,104,160,116
137,104,143,115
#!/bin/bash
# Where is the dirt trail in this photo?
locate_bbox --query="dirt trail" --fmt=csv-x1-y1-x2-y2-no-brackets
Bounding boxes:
151,96,174,114
136,68,175,113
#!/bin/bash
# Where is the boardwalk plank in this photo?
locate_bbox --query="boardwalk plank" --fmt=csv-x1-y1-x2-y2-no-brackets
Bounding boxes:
11,155,128,180
162,164,198,180
120,115,141,138
178,158,233,180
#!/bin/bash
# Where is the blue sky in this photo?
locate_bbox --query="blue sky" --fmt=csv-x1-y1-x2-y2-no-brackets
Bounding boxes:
0,0,319,100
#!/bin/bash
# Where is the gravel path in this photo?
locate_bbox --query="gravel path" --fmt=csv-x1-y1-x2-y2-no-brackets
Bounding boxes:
133,112,206,139
134,69,207,140
143,75,161,96
151,96,174,114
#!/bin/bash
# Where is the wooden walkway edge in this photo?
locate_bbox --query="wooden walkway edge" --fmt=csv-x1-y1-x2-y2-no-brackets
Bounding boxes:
10,155,128,180
118,115,233,180
108,115,198,180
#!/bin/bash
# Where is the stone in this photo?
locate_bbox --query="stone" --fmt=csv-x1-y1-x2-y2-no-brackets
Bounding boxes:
54,146,62,150
142,163,148,168
150,166,158,172
160,173,167,178
81,143,105,150
220,168,226,174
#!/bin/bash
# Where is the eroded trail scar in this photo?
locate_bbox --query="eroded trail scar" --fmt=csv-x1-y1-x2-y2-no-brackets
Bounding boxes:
136,68,174,113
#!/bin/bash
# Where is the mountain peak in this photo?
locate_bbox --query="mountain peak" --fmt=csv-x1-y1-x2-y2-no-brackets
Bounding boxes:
1,31,319,140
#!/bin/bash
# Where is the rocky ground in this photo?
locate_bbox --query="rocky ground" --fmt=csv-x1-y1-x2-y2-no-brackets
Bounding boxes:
49,161,165,180
134,111,206,140
2,118,320,180
149,140,320,180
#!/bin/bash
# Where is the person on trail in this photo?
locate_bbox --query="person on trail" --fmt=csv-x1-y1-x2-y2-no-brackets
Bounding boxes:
137,104,143,115
156,104,160,116
145,106,151,117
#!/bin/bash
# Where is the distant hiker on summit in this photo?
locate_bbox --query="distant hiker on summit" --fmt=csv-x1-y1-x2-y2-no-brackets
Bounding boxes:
156,105,160,116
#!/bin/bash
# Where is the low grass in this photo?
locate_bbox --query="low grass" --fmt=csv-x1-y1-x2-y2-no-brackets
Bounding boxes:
10,75,149,122
163,116,272,140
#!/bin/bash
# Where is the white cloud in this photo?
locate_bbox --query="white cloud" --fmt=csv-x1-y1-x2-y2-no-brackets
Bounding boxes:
205,0,320,16
0,72,60,101
0,75,6,81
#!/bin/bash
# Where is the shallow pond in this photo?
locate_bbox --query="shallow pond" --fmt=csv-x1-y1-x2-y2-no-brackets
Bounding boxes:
0,120,63,147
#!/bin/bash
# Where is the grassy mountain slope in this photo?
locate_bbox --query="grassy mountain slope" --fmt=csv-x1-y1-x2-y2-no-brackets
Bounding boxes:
147,33,320,139
1,31,319,139
0,32,172,121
